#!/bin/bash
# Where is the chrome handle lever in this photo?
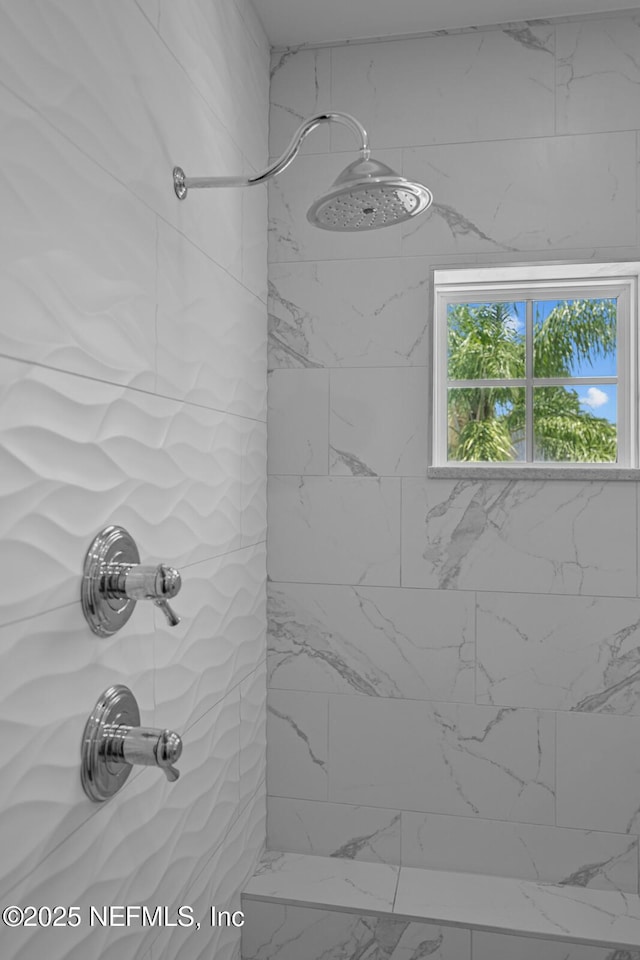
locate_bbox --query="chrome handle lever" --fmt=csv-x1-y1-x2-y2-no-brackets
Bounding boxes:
81,686,183,802
118,726,183,782
106,563,181,602
82,526,183,636
154,598,181,627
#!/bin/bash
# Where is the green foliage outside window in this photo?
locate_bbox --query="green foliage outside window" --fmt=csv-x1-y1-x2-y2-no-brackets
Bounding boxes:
446,299,617,462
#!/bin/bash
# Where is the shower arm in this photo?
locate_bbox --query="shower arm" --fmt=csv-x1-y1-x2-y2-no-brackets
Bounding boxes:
173,112,370,198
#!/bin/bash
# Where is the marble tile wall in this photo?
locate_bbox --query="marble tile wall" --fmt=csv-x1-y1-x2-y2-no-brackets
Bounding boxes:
266,11,640,893
0,2,268,959
242,900,640,960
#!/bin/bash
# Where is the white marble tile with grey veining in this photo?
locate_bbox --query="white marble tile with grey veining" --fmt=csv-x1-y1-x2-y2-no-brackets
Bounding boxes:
243,851,399,913
401,479,637,596
268,259,431,370
328,696,555,823
330,368,428,477
242,899,470,960
394,866,640,949
267,797,401,863
401,133,637,257
268,477,401,586
556,15,640,135
401,812,638,893
268,369,329,475
269,47,331,159
330,26,554,151
266,690,328,801
472,929,640,960
557,711,640,834
477,593,640,713
267,583,475,702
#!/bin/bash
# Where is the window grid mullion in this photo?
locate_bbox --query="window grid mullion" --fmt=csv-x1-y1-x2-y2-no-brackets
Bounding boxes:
447,377,617,388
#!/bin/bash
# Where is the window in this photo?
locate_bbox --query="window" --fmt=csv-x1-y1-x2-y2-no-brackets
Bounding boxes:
432,262,640,471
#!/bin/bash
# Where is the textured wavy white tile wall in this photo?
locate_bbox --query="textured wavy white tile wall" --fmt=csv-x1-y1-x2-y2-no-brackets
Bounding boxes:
0,1,269,958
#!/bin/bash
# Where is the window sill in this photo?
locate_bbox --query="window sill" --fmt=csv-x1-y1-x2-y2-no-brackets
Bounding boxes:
427,465,640,481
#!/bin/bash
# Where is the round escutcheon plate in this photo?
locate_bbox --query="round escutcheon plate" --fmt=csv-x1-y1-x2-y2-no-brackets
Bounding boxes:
81,525,140,637
81,685,140,802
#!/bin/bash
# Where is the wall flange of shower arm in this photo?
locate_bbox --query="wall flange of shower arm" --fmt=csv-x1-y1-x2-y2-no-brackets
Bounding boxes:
172,111,432,232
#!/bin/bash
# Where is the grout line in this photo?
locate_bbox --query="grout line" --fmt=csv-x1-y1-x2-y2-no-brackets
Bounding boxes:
327,369,332,476
553,22,558,138
263,791,640,839
0,599,79,632
326,694,331,803
399,478,403,586
269,127,640,158
0,350,268,426
265,574,640,603
264,677,640,716
0,538,266,634
133,0,160,34
153,215,160,397
553,710,558,827
473,591,478,705
183,660,266,737
392,861,401,913
635,483,640,595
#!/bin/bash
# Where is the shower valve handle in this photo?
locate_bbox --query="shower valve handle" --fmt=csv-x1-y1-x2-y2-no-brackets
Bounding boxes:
116,725,183,783
81,686,183,801
81,526,183,636
104,562,182,627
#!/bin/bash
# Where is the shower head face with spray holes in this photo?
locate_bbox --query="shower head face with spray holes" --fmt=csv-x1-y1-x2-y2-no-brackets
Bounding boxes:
306,157,432,232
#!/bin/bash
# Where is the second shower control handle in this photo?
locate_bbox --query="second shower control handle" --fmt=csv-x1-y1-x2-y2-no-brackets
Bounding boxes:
81,685,183,801
107,725,183,783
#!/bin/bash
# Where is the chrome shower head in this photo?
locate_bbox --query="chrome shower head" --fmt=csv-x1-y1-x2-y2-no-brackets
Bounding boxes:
307,156,432,232
173,112,433,232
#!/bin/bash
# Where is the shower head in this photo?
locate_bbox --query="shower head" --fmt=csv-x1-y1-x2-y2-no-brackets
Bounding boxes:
307,156,432,232
173,112,433,232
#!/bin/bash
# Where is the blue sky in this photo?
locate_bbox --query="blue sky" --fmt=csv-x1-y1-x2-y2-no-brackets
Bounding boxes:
451,298,618,426
534,298,617,425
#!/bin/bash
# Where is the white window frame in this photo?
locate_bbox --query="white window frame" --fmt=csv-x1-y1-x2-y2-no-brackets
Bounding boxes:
432,262,640,471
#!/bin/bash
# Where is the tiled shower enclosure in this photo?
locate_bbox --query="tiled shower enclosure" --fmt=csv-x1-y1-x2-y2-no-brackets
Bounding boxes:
266,7,640,894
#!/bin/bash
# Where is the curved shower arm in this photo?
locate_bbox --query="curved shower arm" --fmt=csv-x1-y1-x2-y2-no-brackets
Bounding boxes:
173,112,370,197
